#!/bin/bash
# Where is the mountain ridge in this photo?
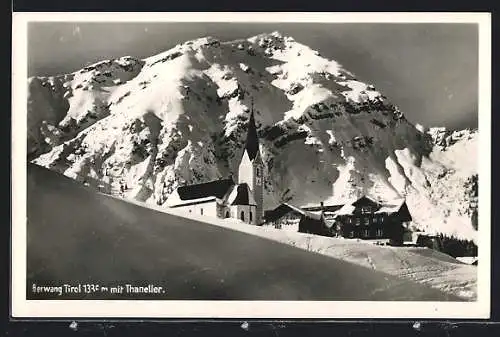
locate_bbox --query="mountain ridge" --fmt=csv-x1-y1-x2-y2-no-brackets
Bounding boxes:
27,31,478,241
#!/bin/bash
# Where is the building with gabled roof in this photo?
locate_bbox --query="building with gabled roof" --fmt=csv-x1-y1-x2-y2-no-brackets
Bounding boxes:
263,195,413,245
263,203,307,230
166,101,264,225
327,195,412,245
175,178,235,202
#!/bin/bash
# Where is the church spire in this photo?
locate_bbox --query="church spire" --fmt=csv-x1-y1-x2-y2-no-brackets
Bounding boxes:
244,98,260,161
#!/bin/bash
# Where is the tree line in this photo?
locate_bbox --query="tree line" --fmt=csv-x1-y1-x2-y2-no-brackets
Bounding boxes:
439,233,477,258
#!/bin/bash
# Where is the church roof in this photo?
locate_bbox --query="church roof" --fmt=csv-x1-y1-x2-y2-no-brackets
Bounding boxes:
176,178,234,201
225,183,257,206
170,180,258,207
244,107,260,161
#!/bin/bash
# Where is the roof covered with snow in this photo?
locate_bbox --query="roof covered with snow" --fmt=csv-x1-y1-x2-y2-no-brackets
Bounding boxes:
263,202,324,223
302,204,343,212
374,198,406,214
283,202,309,215
302,210,323,221
302,195,411,219
335,204,356,216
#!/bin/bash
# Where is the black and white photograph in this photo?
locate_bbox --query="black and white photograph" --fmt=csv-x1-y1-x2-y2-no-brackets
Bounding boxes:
11,12,491,318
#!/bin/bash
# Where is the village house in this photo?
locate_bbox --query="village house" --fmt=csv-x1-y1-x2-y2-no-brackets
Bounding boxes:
302,202,343,235
298,211,332,237
263,195,413,245
165,105,264,225
263,203,303,229
331,196,412,245
263,203,332,234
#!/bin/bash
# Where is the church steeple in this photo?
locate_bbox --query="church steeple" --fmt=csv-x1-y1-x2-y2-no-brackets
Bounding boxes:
238,97,264,225
244,98,260,161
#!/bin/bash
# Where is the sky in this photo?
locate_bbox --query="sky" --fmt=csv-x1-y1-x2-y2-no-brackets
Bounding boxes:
27,22,478,130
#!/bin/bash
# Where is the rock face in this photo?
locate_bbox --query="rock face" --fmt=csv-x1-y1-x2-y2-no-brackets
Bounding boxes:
28,32,478,241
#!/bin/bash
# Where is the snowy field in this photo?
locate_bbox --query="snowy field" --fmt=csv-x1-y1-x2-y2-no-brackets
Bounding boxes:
123,198,477,301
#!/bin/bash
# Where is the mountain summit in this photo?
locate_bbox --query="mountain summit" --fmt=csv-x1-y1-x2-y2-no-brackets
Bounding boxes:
27,32,478,240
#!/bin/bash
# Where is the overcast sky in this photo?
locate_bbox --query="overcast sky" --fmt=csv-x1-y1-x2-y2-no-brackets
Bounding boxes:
28,22,478,130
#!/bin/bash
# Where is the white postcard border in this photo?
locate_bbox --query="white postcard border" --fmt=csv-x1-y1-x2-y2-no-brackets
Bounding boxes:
11,12,492,319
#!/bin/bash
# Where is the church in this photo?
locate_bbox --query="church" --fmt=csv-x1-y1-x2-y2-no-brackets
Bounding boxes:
165,107,264,225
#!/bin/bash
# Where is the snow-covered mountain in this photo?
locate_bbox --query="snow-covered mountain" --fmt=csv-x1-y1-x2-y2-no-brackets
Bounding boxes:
27,31,478,241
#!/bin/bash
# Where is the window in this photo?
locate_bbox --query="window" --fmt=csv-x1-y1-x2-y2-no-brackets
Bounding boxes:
249,211,253,222
349,231,354,238
225,211,230,218
361,206,371,214
363,217,370,226
256,167,261,177
373,216,378,223
200,208,203,215
355,218,361,226
376,229,383,237
240,211,245,221
363,229,370,238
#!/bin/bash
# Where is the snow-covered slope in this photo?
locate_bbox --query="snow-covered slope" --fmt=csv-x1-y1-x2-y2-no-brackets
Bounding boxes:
93,198,476,301
27,32,478,241
212,218,477,300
